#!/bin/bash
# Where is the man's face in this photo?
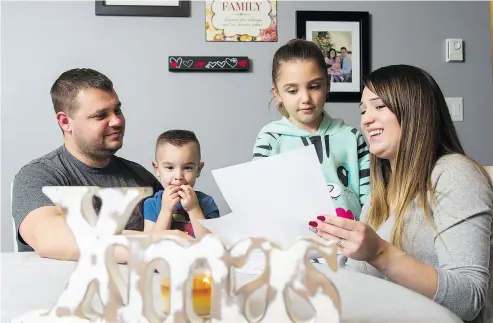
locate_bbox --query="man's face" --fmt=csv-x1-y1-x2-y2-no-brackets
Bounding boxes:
341,48,347,57
68,88,125,160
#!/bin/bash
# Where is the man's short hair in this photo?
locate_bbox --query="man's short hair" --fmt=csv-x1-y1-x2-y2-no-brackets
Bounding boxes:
50,68,114,116
156,129,201,159
340,47,347,51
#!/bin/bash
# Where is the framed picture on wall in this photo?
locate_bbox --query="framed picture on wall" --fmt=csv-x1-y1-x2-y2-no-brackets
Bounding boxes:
95,0,190,17
296,11,370,102
205,0,277,42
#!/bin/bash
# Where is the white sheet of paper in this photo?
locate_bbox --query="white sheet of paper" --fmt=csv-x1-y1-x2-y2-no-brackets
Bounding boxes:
203,213,326,275
201,145,336,251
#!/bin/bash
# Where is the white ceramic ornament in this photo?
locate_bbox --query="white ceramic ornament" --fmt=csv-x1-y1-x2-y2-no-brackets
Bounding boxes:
13,186,341,323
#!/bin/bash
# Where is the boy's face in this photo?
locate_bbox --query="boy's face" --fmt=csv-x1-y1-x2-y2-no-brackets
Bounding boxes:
152,142,204,189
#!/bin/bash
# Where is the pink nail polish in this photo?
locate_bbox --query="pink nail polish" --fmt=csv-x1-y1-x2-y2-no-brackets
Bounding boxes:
317,215,325,221
308,221,318,227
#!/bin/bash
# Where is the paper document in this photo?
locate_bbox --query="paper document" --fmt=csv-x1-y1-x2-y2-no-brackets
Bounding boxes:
200,145,336,250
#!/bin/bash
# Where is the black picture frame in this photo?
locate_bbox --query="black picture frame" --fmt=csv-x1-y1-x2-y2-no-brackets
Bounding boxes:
168,56,249,72
296,11,370,103
95,1,191,17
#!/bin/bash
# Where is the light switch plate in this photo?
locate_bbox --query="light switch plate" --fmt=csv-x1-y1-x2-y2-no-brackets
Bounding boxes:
445,97,463,121
445,39,464,62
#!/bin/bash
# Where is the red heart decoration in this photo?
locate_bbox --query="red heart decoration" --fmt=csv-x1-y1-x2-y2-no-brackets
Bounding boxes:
336,208,354,220
171,62,178,68
194,61,206,68
238,59,247,68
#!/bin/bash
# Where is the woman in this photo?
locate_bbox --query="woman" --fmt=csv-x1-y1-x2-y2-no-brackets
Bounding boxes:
308,64,493,322
325,48,337,67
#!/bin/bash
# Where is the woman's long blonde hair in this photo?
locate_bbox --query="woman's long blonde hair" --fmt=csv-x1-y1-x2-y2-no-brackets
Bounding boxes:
362,65,467,248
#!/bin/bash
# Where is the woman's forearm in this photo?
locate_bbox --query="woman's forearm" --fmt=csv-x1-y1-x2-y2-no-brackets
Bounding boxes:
370,240,438,299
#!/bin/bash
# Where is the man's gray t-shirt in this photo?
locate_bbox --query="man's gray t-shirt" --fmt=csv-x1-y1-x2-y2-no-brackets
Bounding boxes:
12,145,162,252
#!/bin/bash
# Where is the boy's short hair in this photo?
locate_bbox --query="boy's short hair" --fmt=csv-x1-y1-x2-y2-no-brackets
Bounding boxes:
155,129,201,159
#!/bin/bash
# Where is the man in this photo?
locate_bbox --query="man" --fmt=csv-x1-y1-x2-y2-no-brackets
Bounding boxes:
12,68,189,261
340,47,352,82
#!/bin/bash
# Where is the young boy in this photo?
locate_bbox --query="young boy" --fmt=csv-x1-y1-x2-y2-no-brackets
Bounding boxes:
143,130,219,239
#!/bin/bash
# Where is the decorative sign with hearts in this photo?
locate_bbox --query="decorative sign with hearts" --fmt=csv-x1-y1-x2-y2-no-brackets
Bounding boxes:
168,56,249,72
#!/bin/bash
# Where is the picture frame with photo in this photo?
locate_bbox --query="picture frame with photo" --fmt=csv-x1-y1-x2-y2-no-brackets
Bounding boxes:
296,11,370,102
95,0,190,17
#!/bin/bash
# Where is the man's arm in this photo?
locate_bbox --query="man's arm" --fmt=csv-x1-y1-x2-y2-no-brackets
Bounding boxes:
12,162,69,253
19,206,80,260
12,163,184,262
20,206,138,262
20,206,193,263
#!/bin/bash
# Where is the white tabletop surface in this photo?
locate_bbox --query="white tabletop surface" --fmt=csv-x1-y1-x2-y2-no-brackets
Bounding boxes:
1,252,462,323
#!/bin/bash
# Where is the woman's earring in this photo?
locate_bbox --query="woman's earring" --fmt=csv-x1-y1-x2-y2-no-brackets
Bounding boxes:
278,102,283,108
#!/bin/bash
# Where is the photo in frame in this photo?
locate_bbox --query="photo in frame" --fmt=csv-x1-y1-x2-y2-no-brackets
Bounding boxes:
205,0,277,42
95,0,190,17
296,11,370,102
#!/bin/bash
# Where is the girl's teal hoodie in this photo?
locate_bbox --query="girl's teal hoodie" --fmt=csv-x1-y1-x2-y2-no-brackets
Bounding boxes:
253,114,370,220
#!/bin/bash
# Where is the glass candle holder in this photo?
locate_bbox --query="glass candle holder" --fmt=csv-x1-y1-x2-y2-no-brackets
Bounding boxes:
161,272,212,317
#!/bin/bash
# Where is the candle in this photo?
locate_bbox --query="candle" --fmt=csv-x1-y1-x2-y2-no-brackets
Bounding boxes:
160,273,212,316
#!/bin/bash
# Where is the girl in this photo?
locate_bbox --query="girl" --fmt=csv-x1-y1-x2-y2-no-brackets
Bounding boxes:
253,39,370,221
325,48,337,68
329,56,344,82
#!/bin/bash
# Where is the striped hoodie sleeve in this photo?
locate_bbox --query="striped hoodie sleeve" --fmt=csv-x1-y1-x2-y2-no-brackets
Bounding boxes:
356,130,371,206
252,131,278,160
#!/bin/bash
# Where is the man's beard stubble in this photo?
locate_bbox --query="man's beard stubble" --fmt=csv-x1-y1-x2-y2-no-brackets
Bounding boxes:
75,136,122,163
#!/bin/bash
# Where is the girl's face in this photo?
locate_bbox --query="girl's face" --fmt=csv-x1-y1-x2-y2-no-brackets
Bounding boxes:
273,59,330,133
335,56,341,63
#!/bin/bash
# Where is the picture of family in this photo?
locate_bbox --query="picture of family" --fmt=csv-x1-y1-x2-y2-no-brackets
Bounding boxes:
312,31,353,83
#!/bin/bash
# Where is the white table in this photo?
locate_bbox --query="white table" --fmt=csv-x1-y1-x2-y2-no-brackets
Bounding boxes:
1,252,462,323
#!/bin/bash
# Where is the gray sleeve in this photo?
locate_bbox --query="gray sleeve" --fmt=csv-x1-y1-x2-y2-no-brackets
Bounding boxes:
12,163,68,244
431,156,493,321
